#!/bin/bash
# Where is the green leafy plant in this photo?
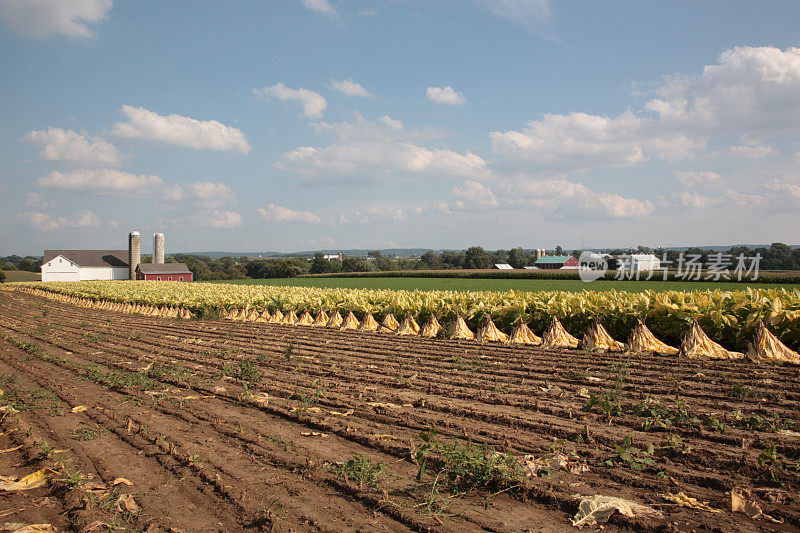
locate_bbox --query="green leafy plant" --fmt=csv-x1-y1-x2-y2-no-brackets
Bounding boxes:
605,435,656,471
328,454,386,489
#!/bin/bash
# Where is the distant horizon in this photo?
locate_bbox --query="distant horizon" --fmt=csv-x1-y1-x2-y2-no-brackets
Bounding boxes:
6,242,798,259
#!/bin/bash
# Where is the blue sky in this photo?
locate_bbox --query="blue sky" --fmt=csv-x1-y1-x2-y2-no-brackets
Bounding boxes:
1,0,799,256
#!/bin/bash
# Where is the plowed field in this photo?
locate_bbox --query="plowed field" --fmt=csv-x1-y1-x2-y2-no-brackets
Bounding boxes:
0,289,798,532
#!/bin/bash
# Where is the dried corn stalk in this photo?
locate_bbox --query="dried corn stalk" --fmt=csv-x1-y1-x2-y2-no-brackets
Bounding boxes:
476,316,508,343
358,313,380,331
268,308,284,324
380,313,399,333
256,309,270,322
396,313,420,336
541,317,580,349
296,310,314,326
746,321,800,364
326,310,343,328
679,320,744,359
582,320,625,352
508,322,541,345
312,309,329,327
246,308,259,321
281,309,299,325
449,315,475,340
420,315,441,338
626,319,678,355
340,310,359,330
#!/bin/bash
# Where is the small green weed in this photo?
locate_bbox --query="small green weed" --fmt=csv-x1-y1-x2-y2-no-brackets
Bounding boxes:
328,454,386,489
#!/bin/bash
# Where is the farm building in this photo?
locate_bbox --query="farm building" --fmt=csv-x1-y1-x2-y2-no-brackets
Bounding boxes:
135,263,193,281
41,250,130,282
492,263,514,270
534,255,579,270
617,254,661,271
41,230,192,282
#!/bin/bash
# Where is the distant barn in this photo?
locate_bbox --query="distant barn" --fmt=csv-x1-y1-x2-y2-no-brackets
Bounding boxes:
135,263,193,282
534,255,579,270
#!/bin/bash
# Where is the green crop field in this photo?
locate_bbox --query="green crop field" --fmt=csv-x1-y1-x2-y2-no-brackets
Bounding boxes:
212,276,792,293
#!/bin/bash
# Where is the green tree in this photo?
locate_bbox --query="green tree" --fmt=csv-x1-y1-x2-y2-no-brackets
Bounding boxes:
463,246,491,269
507,248,530,269
555,245,564,256
310,252,329,274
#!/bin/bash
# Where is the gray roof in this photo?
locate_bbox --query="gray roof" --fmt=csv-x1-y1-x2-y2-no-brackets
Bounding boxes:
44,250,128,268
136,263,192,274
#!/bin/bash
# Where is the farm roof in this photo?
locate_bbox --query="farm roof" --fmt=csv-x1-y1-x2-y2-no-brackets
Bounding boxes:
44,250,128,268
534,255,573,264
136,263,192,274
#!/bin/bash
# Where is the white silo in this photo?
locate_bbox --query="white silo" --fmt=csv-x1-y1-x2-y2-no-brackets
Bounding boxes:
153,232,165,264
128,231,141,280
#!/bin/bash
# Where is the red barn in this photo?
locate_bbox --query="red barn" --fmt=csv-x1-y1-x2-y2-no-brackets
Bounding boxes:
533,255,579,269
135,263,193,281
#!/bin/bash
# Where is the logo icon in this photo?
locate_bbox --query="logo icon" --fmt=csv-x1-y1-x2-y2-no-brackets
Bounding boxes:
578,251,608,282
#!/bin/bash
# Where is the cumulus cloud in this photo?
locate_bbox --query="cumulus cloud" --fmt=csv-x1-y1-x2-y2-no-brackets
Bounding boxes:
19,209,100,231
426,86,466,105
204,210,242,229
25,127,122,166
501,178,654,218
645,46,800,133
676,170,723,187
276,113,487,184
450,181,499,210
161,181,235,208
25,192,55,209
0,0,111,39
110,105,250,154
489,47,800,175
38,169,162,195
254,83,327,119
330,78,373,98
257,204,321,224
338,205,414,225
301,0,336,15
490,111,697,173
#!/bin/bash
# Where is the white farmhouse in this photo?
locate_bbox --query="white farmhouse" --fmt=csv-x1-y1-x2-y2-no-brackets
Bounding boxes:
617,254,661,272
41,250,129,282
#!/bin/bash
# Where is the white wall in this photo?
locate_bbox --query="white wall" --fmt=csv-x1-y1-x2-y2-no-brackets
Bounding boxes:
42,256,129,281
78,267,129,281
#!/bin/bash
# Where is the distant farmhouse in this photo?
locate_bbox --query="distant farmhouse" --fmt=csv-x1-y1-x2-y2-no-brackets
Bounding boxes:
616,254,661,271
41,231,192,282
534,255,579,270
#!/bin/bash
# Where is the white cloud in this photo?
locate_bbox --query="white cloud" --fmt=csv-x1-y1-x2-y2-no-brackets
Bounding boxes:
476,0,554,37
301,0,336,16
0,0,111,39
450,181,499,210
721,144,775,160
329,78,374,98
257,204,321,224
25,192,55,209
671,191,712,209
501,178,654,218
38,169,162,195
676,170,723,187
161,181,235,208
19,209,100,231
111,105,250,154
276,113,487,185
204,210,242,229
426,86,466,105
645,46,800,133
254,83,327,120
25,127,122,166
490,111,697,173
338,205,413,225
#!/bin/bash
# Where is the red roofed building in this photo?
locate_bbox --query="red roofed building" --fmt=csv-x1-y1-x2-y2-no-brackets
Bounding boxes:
135,263,193,281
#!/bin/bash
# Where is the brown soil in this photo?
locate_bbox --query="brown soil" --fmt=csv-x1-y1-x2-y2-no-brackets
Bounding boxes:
0,289,798,532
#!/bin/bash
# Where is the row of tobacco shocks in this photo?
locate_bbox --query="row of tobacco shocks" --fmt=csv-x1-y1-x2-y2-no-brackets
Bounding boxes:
221,306,799,365
16,287,798,365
